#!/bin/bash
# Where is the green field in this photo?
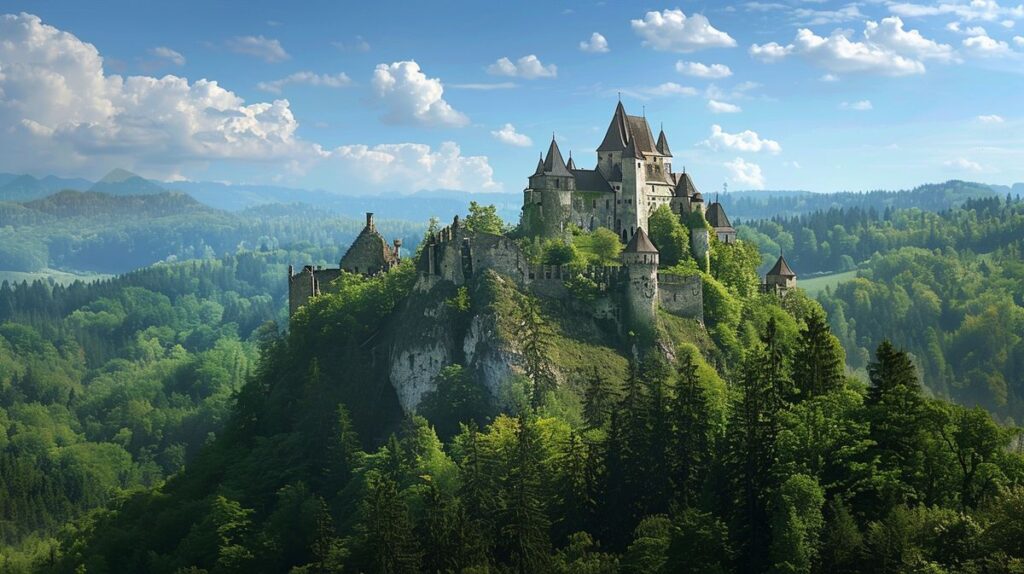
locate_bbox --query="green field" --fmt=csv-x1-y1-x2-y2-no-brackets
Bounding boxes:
800,269,859,297
0,268,113,285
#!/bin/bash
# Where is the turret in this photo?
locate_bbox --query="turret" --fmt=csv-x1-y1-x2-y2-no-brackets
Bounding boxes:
524,136,575,237
622,227,659,330
765,254,797,294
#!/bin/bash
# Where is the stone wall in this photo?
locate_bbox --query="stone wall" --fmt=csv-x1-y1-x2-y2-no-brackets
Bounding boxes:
658,273,704,321
288,266,342,316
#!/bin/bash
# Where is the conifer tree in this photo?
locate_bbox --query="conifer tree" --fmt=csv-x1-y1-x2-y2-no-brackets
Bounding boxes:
792,310,846,399
358,472,421,574
519,296,556,408
324,403,362,490
583,367,619,430
670,352,714,508
499,416,552,573
553,430,594,543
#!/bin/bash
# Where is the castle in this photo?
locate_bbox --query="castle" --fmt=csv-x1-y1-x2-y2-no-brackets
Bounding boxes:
288,102,795,331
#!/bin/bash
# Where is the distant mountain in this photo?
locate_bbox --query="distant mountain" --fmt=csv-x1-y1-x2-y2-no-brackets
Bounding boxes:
23,189,210,219
88,168,166,196
0,172,96,201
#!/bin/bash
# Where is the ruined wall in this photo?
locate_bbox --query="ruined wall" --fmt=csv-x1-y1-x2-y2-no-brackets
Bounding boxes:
288,266,341,316
658,273,704,321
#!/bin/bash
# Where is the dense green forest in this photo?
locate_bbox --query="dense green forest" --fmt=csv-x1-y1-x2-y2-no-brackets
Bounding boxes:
0,190,426,275
739,196,1024,424
0,217,1016,573
0,249,306,567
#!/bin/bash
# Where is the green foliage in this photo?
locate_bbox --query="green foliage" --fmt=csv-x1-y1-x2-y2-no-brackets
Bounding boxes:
418,365,495,440
647,206,692,267
571,227,622,266
464,201,505,235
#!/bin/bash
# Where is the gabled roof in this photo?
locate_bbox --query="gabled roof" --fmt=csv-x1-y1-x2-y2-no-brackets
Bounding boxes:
542,137,572,177
656,129,672,157
626,115,659,156
672,172,698,198
572,169,613,193
706,202,733,229
597,101,629,152
624,227,659,253
767,255,796,278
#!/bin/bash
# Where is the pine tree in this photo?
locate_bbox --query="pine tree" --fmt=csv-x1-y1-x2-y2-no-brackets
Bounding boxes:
324,403,362,489
499,416,552,573
519,296,556,409
583,367,620,430
358,472,421,574
670,352,714,508
554,430,594,543
792,310,846,399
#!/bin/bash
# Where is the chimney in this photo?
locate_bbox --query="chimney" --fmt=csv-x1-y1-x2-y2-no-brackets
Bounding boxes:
366,212,375,229
394,239,402,259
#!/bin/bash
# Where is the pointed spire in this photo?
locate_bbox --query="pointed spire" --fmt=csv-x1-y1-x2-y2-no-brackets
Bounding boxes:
534,152,545,176
598,100,630,152
543,137,572,176
656,128,672,157
566,150,577,171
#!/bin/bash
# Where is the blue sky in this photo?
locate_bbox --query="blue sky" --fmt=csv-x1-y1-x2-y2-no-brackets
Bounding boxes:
1,0,1023,194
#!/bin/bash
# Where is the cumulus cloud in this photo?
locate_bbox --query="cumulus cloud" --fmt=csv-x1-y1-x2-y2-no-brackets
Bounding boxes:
944,157,983,172
486,55,557,78
962,27,1011,53
794,4,865,25
890,1,1024,22
724,157,765,189
621,82,699,99
150,46,185,66
226,35,289,62
0,13,498,192
631,9,737,52
749,42,794,62
702,124,781,153
841,100,874,110
864,16,959,61
676,61,733,78
750,18,955,74
257,72,352,94
579,32,610,53
326,141,498,190
977,114,1005,122
1015,35,1024,45
491,123,532,147
707,99,743,113
371,61,469,126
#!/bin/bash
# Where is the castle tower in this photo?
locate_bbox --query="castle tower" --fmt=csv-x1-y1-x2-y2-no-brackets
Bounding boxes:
765,254,797,295
622,227,659,330
523,136,575,237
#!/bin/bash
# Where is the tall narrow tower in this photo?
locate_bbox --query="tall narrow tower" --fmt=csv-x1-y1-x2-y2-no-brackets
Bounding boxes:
622,227,659,330
523,136,575,237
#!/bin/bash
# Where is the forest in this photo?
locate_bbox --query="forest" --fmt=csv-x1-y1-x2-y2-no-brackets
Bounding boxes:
0,186,1022,573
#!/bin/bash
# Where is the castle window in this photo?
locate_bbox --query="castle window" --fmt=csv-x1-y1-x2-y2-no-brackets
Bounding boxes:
637,162,641,168
592,199,597,208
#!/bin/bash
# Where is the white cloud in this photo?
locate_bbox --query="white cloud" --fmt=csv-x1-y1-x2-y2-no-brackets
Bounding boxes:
371,61,469,127
794,4,865,26
327,141,498,191
749,42,795,62
943,157,983,172
1003,19,1016,28
150,46,185,66
890,1,1023,22
724,157,765,189
864,17,959,62
962,28,1011,53
257,72,352,94
579,32,610,53
707,99,743,113
622,82,699,99
0,13,499,192
226,35,289,63
491,123,532,147
631,9,737,52
820,73,840,81
486,55,557,79
751,18,954,74
793,27,927,75
675,61,733,78
702,124,781,153
1015,35,1024,45
978,114,1005,122
841,100,874,110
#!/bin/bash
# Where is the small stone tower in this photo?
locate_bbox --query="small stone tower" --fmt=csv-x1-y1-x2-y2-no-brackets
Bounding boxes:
622,227,659,330
765,254,797,295
523,136,575,237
